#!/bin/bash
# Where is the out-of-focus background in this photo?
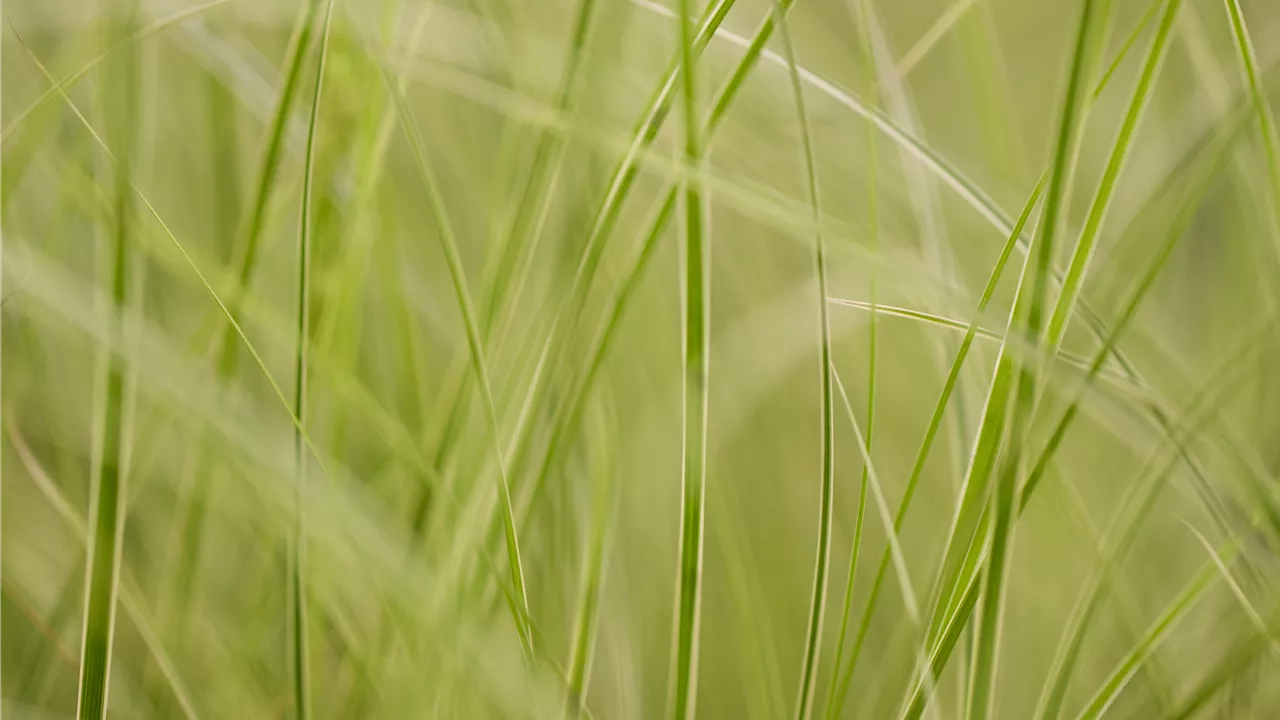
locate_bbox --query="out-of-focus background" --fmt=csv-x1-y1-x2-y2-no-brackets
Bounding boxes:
5,0,1280,717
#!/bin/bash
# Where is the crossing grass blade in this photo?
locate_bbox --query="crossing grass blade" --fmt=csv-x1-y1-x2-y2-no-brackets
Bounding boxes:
289,0,338,715
168,0,326,634
1043,0,1182,358
824,173,1048,718
379,29,536,661
903,108,1243,720
1070,557,1225,720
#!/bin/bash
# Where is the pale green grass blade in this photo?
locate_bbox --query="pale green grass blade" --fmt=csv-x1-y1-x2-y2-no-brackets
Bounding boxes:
670,0,710,715
825,175,1046,716
380,41,535,660
1224,0,1280,256
1044,0,1182,356
169,0,326,636
289,0,337,715
761,2,835,718
1186,526,1280,661
1071,557,1226,720
75,3,141,716
1166,605,1280,720
824,1,882,716
826,298,1136,387
0,0,234,144
563,401,617,718
831,367,931,720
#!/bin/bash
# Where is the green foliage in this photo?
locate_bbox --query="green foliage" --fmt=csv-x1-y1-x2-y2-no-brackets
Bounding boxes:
5,0,1280,717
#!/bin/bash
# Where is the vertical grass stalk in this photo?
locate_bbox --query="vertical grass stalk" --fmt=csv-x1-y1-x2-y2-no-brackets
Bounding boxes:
670,0,710,715
291,0,338,715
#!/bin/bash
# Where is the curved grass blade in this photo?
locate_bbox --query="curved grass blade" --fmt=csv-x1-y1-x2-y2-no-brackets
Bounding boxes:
669,0,710,714
759,0,836,716
970,2,1103,716
380,42,536,661
824,1,882,716
75,3,141,716
289,0,338,715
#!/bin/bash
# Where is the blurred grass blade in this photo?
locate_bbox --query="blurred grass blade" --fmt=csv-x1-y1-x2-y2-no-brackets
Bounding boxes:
761,0,835,717
290,0,337,715
1224,0,1280,251
75,3,141,717
380,36,535,661
1071,558,1225,720
0,0,234,144
563,402,617,718
670,0,710,715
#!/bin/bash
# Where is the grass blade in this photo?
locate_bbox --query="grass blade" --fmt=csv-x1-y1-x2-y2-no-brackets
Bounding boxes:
761,0,836,717
75,3,141,716
669,0,710,715
1043,0,1182,357
380,31,536,661
289,0,338,715
1071,557,1226,720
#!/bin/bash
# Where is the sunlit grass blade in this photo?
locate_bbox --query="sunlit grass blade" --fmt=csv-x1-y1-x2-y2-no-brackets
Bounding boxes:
669,0,710,715
379,39,535,661
75,3,141,717
761,1,835,717
289,0,337,715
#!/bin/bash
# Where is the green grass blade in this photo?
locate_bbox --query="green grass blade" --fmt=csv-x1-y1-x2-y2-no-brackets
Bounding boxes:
1044,0,1182,356
0,0,234,144
290,0,337,715
825,173,1048,717
967,1,1101,716
1071,557,1225,720
380,37,535,661
563,401,617,718
824,1,882,716
75,4,140,716
1223,0,1280,255
763,0,835,716
669,0,710,715
905,120,1241,720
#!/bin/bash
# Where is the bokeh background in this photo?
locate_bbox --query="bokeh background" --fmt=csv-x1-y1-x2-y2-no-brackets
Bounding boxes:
5,0,1280,717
